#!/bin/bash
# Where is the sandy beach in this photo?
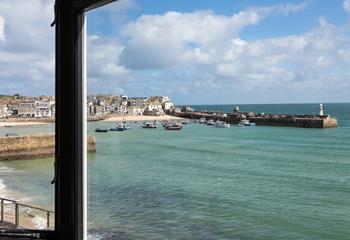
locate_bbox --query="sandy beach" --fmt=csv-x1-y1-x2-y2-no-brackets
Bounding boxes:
0,121,49,128
102,114,184,122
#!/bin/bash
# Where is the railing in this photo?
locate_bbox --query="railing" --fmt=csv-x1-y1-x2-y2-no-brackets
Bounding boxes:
0,197,54,229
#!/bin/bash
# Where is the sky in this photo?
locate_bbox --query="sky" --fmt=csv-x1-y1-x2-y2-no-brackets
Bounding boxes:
0,0,350,104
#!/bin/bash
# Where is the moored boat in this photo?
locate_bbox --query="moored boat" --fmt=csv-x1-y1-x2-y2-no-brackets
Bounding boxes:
142,122,157,128
95,128,108,133
238,119,256,127
164,123,182,130
199,118,207,124
206,119,215,125
110,127,123,131
215,121,230,128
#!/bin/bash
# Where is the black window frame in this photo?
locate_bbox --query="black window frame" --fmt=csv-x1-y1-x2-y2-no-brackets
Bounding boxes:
0,1,116,239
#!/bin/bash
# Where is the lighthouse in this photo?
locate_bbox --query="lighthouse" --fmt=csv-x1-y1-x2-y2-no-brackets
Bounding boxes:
319,103,324,117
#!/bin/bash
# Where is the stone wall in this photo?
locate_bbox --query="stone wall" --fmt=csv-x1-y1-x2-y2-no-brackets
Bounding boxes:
173,112,338,128
0,134,96,161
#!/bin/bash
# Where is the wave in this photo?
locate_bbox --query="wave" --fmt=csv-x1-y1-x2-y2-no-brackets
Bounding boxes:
31,214,47,230
88,232,104,240
0,163,40,229
0,163,24,200
87,229,134,240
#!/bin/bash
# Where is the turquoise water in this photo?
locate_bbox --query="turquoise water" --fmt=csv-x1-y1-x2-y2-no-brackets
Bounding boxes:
1,103,350,239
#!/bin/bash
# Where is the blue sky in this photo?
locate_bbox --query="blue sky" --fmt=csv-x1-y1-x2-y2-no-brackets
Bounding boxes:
0,0,350,104
88,0,348,39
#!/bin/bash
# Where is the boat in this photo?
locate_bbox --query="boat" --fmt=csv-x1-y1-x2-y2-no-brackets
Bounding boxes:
181,120,188,124
110,127,123,131
162,121,169,127
215,121,230,128
95,128,108,133
192,119,199,123
206,119,215,125
5,133,18,137
199,118,207,124
164,123,182,130
142,122,157,128
110,123,131,131
238,119,256,127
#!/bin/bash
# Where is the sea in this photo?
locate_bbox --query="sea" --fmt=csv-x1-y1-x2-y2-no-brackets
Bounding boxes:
0,103,349,240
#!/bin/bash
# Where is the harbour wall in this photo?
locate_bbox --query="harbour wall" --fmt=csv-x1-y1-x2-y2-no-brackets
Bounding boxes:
0,134,96,161
172,112,338,128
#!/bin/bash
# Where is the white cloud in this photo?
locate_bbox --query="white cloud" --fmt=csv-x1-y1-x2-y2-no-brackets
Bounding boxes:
0,0,349,103
0,0,55,95
119,2,309,70
119,9,266,69
343,0,350,13
0,15,4,42
87,35,131,94
111,3,350,103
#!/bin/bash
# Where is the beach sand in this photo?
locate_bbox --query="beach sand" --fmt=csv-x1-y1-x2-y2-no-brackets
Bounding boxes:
0,121,49,128
103,114,184,122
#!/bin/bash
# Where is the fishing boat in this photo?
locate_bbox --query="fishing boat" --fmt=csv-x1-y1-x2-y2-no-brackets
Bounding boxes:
199,118,207,124
164,123,182,130
238,119,256,127
110,123,131,131
142,122,157,128
215,121,230,128
206,119,215,125
110,127,123,131
95,128,108,133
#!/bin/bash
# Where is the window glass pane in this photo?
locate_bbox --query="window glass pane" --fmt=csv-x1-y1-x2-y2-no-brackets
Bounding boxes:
0,1,55,230
87,1,350,239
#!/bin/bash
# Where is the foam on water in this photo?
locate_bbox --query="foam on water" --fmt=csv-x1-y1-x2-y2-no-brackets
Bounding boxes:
31,215,47,230
87,232,103,240
0,164,14,199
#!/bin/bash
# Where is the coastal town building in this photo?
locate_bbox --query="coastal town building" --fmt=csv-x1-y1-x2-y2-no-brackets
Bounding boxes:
0,94,175,119
0,105,8,118
6,104,18,116
35,101,52,118
145,101,163,112
18,102,36,118
163,101,174,111
128,106,143,115
117,105,128,114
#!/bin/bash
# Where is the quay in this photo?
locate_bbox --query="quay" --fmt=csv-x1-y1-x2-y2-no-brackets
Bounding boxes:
0,134,96,161
171,104,338,128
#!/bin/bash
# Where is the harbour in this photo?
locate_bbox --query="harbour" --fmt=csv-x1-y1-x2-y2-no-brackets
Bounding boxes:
0,103,349,239
172,104,338,128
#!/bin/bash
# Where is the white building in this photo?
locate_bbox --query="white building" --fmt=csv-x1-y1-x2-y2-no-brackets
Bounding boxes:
35,101,52,118
145,102,163,112
128,106,144,115
18,102,36,118
117,105,128,114
0,105,8,118
162,101,174,111
158,96,170,103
